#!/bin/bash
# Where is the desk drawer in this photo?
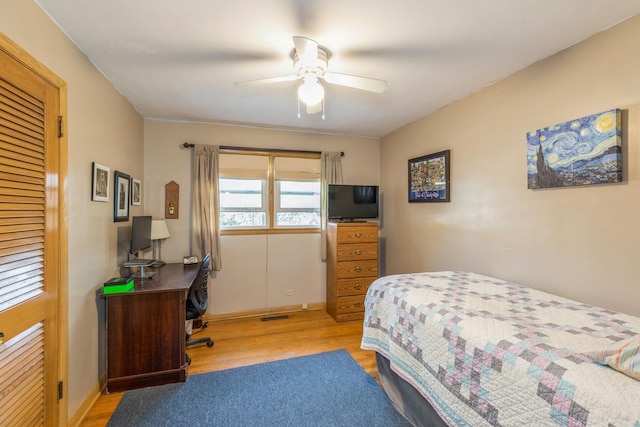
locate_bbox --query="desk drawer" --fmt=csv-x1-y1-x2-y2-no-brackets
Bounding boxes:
335,260,378,279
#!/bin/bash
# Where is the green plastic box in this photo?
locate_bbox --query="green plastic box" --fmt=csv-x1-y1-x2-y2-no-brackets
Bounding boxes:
103,277,134,294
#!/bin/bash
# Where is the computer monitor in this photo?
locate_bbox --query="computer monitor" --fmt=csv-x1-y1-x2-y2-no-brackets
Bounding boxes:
124,216,156,278
130,215,152,256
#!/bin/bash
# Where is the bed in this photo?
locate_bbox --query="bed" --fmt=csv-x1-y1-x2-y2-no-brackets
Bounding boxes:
361,271,640,426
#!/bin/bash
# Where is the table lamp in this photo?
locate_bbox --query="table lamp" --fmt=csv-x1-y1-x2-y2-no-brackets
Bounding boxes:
151,219,170,266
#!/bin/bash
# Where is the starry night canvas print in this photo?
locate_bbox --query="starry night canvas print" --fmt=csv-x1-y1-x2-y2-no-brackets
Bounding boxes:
526,109,622,189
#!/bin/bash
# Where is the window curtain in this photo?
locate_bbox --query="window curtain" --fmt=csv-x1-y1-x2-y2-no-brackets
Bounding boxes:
192,144,222,271
320,152,343,260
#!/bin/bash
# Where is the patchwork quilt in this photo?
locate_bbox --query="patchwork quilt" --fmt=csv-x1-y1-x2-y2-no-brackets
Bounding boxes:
361,271,640,426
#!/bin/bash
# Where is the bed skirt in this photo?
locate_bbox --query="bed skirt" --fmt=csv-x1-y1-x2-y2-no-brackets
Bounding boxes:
376,352,448,427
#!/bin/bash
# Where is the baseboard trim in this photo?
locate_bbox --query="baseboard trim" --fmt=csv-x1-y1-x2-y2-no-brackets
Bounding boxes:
204,302,326,322
68,376,105,427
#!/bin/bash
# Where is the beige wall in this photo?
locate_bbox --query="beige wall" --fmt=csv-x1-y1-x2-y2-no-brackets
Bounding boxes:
143,120,379,314
1,0,145,421
5,0,639,422
380,14,640,317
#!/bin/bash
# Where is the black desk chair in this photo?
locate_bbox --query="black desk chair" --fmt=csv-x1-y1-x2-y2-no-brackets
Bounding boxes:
185,254,214,365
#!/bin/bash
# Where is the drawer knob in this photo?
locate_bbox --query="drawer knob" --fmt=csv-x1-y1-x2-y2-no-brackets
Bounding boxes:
0,332,3,345
354,249,362,255
354,302,363,307
354,284,362,290
354,232,363,238
354,266,362,273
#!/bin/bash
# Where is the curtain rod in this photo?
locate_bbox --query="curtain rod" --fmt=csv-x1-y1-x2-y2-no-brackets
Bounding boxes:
182,142,344,157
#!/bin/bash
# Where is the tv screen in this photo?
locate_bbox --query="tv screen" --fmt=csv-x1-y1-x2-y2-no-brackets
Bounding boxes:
130,216,152,255
328,185,379,221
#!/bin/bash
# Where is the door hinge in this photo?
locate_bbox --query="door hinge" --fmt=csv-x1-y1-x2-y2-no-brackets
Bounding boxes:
57,116,64,138
58,381,63,400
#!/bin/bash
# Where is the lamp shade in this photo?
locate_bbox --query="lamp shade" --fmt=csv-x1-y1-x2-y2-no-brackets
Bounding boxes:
298,74,324,106
151,219,170,240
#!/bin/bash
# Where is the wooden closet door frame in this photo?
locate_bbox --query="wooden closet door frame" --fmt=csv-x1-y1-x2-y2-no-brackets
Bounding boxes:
0,34,68,426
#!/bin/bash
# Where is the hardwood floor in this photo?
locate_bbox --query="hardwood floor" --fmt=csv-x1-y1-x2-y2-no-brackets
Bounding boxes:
80,309,378,426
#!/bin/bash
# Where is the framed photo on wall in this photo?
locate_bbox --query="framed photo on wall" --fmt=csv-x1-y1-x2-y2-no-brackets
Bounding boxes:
114,171,130,222
131,178,141,206
408,150,451,202
91,162,110,202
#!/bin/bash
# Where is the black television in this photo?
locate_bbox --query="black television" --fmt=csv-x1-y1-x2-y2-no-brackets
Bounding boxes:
129,215,152,255
328,184,379,221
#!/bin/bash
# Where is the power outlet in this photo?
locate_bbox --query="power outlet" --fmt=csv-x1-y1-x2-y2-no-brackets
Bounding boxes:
302,303,308,310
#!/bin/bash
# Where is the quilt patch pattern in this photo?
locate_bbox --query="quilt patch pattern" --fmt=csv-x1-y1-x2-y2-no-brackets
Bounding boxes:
361,272,640,426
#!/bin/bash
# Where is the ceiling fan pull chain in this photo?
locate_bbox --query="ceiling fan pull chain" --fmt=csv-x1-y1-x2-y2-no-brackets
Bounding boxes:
322,98,325,120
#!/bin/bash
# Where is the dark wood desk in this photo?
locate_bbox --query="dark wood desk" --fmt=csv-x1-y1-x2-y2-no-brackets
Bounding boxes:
101,263,198,393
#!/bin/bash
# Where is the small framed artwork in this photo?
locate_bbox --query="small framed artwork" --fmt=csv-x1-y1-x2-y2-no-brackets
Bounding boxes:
408,150,451,202
114,171,130,222
91,162,110,202
131,178,141,206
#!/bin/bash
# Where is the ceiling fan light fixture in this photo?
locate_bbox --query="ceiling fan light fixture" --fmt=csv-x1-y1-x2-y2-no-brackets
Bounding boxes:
298,74,324,107
236,36,386,118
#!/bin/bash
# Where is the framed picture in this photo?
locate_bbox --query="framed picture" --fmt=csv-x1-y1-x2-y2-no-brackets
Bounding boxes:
408,150,451,202
91,162,110,202
131,178,141,206
526,108,622,189
114,171,130,222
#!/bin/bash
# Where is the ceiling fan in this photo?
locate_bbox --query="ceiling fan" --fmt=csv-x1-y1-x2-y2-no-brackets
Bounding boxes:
235,36,387,115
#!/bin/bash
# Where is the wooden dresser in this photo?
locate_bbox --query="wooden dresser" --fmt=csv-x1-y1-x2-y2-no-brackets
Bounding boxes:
326,221,379,322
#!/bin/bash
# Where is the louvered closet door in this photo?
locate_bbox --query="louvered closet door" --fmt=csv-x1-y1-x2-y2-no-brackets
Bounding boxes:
0,47,60,426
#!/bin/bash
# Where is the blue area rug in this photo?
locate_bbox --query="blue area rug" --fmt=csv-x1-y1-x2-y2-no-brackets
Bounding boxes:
107,350,410,427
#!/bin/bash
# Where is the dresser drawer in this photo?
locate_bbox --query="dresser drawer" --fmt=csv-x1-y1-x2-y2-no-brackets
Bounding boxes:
336,224,378,244
336,242,378,261
334,312,366,322
336,277,376,297
335,260,378,279
336,295,366,315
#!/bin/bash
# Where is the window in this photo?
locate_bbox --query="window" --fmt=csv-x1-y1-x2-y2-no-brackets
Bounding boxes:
275,180,320,226
219,151,321,232
219,178,267,227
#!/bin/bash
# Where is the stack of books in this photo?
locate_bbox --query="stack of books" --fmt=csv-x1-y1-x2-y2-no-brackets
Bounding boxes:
103,276,134,294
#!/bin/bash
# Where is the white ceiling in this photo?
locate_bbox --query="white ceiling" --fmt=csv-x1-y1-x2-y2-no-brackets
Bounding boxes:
36,0,640,138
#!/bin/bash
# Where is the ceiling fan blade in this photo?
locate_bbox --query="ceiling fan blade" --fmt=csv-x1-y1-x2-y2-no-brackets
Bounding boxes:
235,74,299,87
293,36,318,68
323,72,387,93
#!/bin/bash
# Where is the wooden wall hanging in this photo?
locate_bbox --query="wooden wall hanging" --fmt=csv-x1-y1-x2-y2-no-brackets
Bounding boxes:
165,181,179,219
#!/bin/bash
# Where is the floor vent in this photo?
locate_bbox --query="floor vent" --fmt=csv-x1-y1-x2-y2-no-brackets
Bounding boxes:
260,315,290,322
